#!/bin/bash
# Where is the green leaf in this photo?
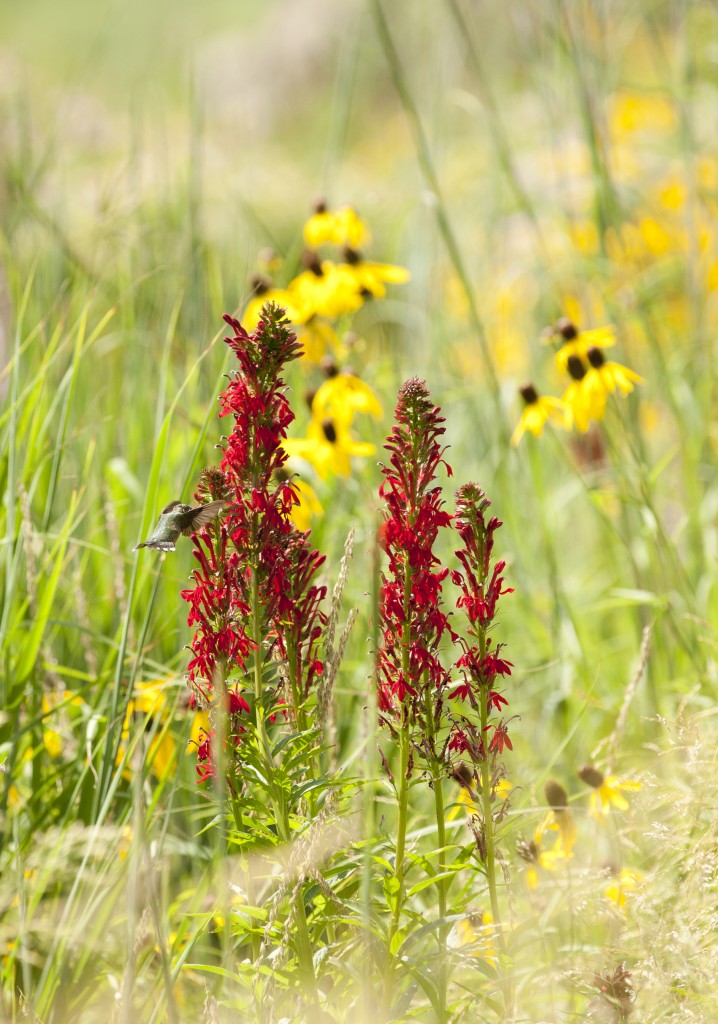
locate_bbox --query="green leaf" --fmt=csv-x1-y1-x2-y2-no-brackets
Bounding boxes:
407,870,457,897
13,491,79,684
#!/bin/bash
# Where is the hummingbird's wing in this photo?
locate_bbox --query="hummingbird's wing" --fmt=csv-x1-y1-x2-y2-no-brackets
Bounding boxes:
180,499,226,536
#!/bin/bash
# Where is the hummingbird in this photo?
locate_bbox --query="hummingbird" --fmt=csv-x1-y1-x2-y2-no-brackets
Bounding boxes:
134,499,226,552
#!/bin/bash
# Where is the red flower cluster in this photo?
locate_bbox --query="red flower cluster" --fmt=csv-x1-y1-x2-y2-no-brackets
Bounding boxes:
377,378,456,755
449,483,514,758
181,304,327,780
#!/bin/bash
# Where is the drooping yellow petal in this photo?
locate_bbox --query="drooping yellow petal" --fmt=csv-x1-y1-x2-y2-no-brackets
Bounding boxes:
312,374,382,428
289,479,323,532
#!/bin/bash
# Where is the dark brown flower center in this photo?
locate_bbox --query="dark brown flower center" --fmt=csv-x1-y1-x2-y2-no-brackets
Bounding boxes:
302,251,324,277
557,317,578,340
544,779,569,810
578,764,605,789
519,383,539,405
322,419,337,443
250,274,271,296
587,346,605,369
567,354,587,381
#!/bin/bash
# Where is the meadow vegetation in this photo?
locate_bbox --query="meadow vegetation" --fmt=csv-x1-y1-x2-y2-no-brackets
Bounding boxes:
2,2,718,1021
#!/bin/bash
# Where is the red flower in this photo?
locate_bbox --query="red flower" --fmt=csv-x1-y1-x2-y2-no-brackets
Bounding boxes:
377,379,457,769
181,304,327,782
490,723,513,753
451,483,514,765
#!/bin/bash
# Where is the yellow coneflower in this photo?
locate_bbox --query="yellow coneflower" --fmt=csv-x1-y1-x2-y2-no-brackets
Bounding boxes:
603,867,644,909
335,246,411,299
312,371,382,428
295,317,345,364
242,276,306,331
554,319,616,374
288,478,323,532
303,201,370,249
582,346,644,408
511,383,569,445
283,416,375,479
562,354,606,432
117,680,178,781
288,252,365,320
447,910,496,963
578,764,642,822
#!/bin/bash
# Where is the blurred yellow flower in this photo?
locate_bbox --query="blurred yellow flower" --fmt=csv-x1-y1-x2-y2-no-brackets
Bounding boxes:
117,680,178,781
579,765,642,822
511,384,569,445
446,777,511,823
554,322,616,374
335,248,411,299
118,824,133,861
289,255,364,319
562,355,606,432
312,372,382,429
187,707,210,756
448,910,496,962
608,91,676,138
303,203,370,249
296,318,346,364
242,280,306,331
582,348,644,410
289,478,323,532
283,417,375,479
604,868,644,909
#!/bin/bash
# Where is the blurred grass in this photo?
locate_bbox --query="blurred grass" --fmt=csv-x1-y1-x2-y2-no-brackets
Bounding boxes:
2,0,718,1020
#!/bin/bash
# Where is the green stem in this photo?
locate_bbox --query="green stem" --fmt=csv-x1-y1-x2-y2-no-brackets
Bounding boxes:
384,720,410,1009
478,687,501,931
433,775,448,1023
384,549,414,1012
477,628,513,1018
249,557,316,994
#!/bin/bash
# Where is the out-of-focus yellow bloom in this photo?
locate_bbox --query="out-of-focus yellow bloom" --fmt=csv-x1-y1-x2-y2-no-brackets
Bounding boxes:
608,91,676,138
657,178,686,212
446,785,477,822
579,765,642,822
312,372,382,429
283,417,375,479
335,248,410,300
518,782,577,888
303,204,370,249
187,707,210,756
242,280,306,331
40,690,86,759
118,824,133,861
568,220,600,256
535,809,577,862
562,356,606,432
448,911,496,963
511,384,569,446
638,216,676,256
289,256,364,320
289,478,323,532
604,868,644,909
558,330,642,430
296,318,346,364
117,680,178,781
582,349,644,411
554,321,616,374
446,777,512,823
